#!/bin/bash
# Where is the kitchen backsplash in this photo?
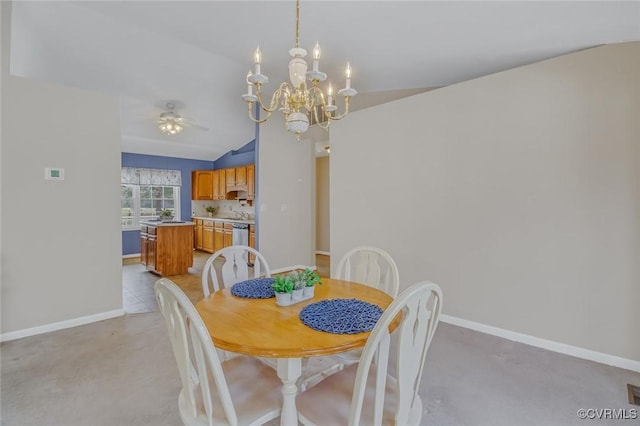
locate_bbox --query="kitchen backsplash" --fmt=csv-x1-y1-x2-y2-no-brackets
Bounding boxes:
191,200,255,219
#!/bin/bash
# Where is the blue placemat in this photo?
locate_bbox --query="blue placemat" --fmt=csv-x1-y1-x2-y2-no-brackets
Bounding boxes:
231,277,275,299
299,299,383,334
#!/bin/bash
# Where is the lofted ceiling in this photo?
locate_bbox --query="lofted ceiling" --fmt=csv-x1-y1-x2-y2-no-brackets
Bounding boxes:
8,1,640,161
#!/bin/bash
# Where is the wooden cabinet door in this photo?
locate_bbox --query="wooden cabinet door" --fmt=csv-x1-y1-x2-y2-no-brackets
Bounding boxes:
235,166,247,186
214,222,224,252
147,236,156,271
247,165,255,199
223,228,233,248
195,219,203,250
225,168,236,188
248,226,256,264
203,221,214,253
140,234,148,265
211,170,220,200
192,171,214,200
218,169,227,200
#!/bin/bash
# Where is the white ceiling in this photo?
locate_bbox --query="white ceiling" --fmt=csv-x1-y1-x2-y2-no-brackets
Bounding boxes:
8,1,640,161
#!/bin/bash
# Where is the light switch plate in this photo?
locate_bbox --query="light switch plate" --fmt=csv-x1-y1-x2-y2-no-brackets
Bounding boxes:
45,167,65,180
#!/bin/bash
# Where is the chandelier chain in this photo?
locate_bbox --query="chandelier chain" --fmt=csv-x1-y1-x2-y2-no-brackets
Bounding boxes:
295,0,300,49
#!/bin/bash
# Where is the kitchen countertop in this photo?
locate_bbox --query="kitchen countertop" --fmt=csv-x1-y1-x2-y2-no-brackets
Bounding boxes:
192,216,255,225
140,220,195,227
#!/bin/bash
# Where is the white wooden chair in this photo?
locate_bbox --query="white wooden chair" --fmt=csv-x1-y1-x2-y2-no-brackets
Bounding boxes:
297,281,443,426
335,246,400,298
154,278,282,426
201,245,271,297
330,246,401,367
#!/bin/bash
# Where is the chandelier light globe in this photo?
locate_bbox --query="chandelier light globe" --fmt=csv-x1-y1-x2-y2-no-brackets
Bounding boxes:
242,0,356,139
286,112,310,136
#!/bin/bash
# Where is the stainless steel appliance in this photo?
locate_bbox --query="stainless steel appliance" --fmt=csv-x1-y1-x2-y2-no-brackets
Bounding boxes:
231,223,249,247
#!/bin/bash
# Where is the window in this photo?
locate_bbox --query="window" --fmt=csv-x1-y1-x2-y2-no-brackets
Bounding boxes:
121,168,182,230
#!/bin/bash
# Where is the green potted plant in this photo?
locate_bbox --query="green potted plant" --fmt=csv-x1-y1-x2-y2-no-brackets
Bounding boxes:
302,268,321,297
289,270,306,301
160,209,174,222
205,206,217,217
272,275,293,305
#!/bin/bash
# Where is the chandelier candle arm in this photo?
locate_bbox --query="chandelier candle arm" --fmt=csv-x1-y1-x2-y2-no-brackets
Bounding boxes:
241,0,355,138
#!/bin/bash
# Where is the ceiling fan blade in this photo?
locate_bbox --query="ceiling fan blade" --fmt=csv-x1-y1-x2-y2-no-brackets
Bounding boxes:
189,123,210,131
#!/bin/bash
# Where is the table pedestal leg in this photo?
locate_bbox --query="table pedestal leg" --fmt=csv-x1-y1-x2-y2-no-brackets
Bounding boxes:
277,358,302,426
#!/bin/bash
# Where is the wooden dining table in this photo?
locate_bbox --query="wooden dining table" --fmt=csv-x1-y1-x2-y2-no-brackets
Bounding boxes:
195,277,394,426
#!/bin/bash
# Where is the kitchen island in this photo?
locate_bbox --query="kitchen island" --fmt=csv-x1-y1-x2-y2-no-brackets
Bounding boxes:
140,221,195,276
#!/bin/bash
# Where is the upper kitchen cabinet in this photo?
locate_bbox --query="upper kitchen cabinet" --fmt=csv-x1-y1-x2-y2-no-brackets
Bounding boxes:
226,165,248,192
212,169,227,200
225,168,236,188
192,170,214,200
235,166,247,187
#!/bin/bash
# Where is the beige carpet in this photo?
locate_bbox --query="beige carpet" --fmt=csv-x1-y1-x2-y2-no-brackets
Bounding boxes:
3,315,639,425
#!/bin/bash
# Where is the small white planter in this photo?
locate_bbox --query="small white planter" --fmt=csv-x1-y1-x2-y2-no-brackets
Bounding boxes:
275,292,292,306
292,288,304,301
276,291,314,306
303,286,315,298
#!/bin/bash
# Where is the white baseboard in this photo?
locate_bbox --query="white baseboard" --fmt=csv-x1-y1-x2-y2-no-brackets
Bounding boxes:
315,251,330,256
439,314,640,373
0,309,125,343
271,265,317,275
122,253,140,259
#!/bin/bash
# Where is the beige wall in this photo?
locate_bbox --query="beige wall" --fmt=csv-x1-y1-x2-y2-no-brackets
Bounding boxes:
257,118,315,270
1,1,123,336
330,42,640,363
315,156,330,253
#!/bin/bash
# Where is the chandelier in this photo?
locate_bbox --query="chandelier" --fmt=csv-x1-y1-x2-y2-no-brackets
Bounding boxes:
158,103,184,135
242,0,356,140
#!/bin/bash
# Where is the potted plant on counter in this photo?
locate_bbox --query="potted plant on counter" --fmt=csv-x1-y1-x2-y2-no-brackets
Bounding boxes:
272,275,293,305
160,209,174,222
205,206,217,217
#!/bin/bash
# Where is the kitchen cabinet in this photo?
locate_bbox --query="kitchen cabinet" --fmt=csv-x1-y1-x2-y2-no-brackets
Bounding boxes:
140,225,149,265
217,170,226,199
223,222,233,248
202,220,214,253
225,168,236,188
140,222,194,276
247,165,255,200
192,171,214,200
248,224,256,264
235,166,247,187
211,171,220,200
214,221,224,252
194,219,203,250
212,170,228,200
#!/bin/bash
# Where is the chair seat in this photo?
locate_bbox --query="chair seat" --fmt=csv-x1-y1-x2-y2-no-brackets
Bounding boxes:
298,364,422,426
179,355,282,426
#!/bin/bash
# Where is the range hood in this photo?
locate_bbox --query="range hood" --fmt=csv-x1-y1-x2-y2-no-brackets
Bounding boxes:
226,187,248,200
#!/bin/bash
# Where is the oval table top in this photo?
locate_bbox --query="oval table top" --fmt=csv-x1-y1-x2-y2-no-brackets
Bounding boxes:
195,278,394,358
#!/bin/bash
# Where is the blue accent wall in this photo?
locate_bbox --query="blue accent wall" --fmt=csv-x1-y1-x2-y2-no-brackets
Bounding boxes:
121,152,214,255
213,140,256,169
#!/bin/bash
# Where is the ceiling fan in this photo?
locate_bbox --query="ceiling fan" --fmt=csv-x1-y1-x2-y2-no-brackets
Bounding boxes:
156,102,209,135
